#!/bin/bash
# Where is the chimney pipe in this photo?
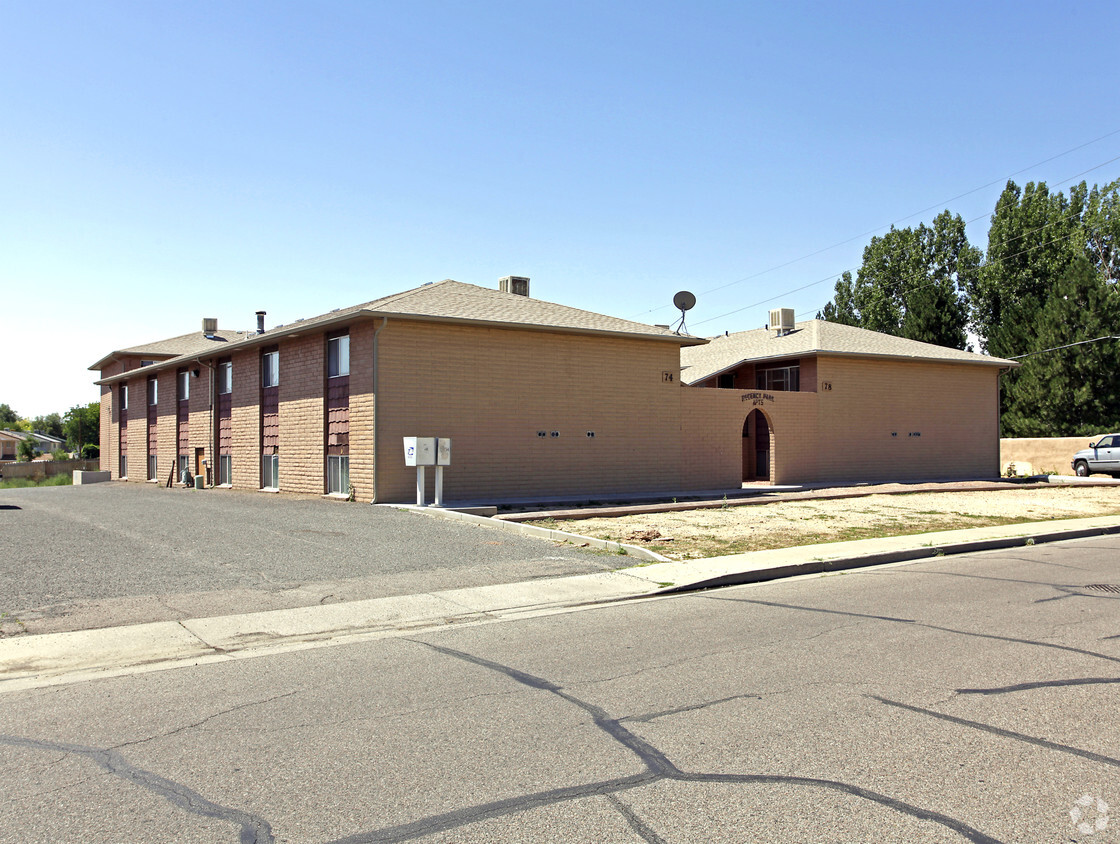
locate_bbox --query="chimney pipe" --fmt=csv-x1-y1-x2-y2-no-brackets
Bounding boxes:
256,311,266,334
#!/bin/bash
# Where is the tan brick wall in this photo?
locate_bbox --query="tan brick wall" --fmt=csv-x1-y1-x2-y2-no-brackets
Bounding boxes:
231,349,262,489
278,334,326,494
348,321,375,500
125,375,147,480
373,320,686,501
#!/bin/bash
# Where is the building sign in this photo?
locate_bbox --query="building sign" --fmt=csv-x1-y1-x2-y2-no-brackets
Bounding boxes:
740,392,775,406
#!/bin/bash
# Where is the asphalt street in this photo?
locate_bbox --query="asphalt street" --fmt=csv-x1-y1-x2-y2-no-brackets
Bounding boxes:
0,483,612,634
1,536,1118,842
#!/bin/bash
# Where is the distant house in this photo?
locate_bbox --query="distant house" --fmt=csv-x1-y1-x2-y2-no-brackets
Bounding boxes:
0,430,22,461
91,282,1016,501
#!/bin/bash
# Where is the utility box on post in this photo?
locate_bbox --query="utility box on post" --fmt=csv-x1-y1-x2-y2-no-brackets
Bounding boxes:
403,437,437,467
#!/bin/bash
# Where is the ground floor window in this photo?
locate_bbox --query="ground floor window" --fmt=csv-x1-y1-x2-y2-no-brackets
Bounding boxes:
178,454,189,482
219,454,232,485
148,455,157,481
119,456,127,478
327,454,349,494
262,454,279,489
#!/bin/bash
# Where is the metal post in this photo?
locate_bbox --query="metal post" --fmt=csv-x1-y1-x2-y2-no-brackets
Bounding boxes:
416,466,426,506
434,465,444,507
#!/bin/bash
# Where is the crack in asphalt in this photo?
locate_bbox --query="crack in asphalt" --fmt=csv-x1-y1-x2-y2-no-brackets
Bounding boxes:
605,792,668,843
956,676,1120,695
0,734,275,843
113,691,302,750
706,595,1120,665
870,696,1120,769
318,641,1002,844
623,692,763,724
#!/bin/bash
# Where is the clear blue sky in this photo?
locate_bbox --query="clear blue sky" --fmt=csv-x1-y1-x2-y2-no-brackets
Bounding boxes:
3,0,1119,418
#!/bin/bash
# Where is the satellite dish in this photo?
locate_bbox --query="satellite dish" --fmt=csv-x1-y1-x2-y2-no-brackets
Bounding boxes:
673,290,696,311
671,291,696,335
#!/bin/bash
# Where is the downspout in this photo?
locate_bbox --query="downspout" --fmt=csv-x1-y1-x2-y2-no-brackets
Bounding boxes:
371,317,388,503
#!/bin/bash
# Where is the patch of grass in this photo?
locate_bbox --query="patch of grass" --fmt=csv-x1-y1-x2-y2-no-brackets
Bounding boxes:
0,474,72,489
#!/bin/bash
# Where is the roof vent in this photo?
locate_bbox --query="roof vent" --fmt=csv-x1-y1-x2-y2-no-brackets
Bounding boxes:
256,311,266,334
769,308,795,336
202,317,218,337
499,276,530,297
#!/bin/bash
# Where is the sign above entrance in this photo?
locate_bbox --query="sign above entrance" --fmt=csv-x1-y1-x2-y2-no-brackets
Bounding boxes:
741,392,775,406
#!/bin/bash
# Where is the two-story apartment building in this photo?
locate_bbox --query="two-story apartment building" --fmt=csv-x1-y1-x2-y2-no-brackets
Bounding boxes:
91,282,1016,502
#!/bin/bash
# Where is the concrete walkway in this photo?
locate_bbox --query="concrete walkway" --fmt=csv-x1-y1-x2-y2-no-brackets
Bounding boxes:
3,510,1120,693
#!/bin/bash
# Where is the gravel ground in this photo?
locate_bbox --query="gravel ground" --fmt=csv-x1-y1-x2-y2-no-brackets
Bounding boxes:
0,483,611,635
539,486,1120,560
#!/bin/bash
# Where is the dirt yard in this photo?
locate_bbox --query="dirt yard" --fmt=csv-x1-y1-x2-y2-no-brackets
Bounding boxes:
534,486,1120,560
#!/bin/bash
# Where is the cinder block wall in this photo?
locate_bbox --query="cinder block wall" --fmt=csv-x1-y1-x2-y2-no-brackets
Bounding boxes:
373,320,686,502
156,369,176,484
231,349,261,489
278,334,326,495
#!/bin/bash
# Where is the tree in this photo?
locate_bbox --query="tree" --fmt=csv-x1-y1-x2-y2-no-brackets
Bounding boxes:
17,435,37,462
1001,256,1120,436
0,404,18,426
63,402,100,454
31,412,64,439
818,211,979,349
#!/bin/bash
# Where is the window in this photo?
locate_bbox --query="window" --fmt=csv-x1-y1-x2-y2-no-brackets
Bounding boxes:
327,455,350,494
121,384,129,411
119,456,127,478
148,455,157,481
262,351,279,387
262,454,279,489
141,359,155,367
219,454,232,485
178,370,189,401
178,454,189,480
756,365,800,392
148,378,158,405
718,372,736,389
218,361,232,394
328,335,349,378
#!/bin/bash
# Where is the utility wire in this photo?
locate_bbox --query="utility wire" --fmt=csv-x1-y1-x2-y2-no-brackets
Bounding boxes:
646,132,1120,326
1008,336,1120,359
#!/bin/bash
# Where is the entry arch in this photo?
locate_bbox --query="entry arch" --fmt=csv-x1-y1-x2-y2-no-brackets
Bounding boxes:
741,408,773,483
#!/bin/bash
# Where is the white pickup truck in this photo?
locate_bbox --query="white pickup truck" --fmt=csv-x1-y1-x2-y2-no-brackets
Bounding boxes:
1071,434,1120,477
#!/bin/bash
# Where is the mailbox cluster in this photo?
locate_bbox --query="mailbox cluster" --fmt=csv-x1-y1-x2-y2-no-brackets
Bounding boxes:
403,437,451,506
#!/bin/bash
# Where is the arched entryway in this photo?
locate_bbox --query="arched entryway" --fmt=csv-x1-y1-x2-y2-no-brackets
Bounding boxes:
742,409,772,482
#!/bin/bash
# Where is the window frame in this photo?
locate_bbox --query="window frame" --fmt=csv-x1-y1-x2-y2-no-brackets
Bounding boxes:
327,454,350,495
148,377,158,405
218,361,233,395
177,370,190,401
755,364,800,392
262,351,279,388
327,334,350,378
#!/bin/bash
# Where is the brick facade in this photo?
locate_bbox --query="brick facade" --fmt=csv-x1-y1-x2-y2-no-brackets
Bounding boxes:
96,291,1005,500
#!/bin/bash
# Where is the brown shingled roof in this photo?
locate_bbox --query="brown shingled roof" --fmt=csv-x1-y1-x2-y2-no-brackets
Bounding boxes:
680,319,1017,384
93,279,706,382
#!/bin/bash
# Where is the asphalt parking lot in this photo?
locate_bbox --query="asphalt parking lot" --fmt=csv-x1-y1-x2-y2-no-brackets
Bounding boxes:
0,483,612,635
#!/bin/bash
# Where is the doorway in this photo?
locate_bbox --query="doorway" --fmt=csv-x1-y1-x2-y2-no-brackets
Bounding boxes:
742,409,771,482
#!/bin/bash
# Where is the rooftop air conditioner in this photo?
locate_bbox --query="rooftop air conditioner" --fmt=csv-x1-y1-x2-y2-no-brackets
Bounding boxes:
769,308,795,335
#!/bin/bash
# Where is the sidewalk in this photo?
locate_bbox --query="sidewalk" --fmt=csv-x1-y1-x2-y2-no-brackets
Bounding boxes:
3,512,1119,693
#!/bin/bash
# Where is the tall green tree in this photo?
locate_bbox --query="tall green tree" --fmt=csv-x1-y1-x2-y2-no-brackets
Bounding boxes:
31,412,64,439
818,211,978,349
63,402,100,453
1001,256,1120,437
0,404,18,426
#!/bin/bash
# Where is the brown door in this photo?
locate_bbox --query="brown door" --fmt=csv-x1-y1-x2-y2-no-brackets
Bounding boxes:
195,447,205,477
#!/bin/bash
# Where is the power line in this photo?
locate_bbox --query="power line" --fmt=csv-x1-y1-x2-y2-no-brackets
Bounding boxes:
642,130,1120,327
1009,336,1120,359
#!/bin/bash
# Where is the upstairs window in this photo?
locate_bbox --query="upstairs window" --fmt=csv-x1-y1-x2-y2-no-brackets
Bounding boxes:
178,370,189,401
121,384,129,411
148,378,158,405
328,335,349,378
218,361,232,394
756,365,800,392
262,351,279,387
